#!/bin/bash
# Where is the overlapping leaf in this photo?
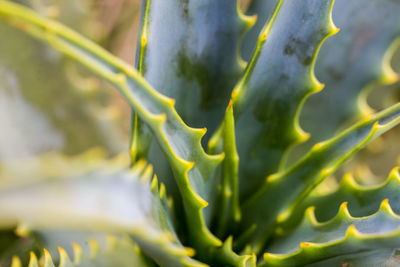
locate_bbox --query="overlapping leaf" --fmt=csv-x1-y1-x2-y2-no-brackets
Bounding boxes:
282,167,400,231
2,1,400,266
240,103,400,253
0,229,41,266
240,0,277,61
229,0,338,199
260,200,400,266
135,0,252,131
0,2,251,264
301,0,400,143
210,102,241,240
305,248,400,266
10,235,155,267
130,0,255,227
0,154,204,267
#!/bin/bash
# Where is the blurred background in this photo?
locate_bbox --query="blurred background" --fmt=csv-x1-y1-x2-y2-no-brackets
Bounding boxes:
0,0,142,160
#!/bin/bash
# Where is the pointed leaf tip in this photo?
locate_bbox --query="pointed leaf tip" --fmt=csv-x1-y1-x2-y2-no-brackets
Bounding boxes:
11,256,22,267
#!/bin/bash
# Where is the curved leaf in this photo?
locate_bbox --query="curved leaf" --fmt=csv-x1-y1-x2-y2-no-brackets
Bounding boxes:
286,167,400,231
0,155,204,267
130,0,255,233
210,102,241,239
12,237,155,267
230,0,338,198
260,200,400,266
240,103,400,253
135,0,252,132
0,1,226,261
240,0,278,61
301,0,400,143
305,248,400,267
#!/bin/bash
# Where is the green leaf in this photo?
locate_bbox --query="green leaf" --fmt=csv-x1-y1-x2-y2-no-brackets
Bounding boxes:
240,103,400,253
0,148,117,189
56,236,155,267
283,167,400,231
240,0,277,61
0,155,204,267
135,0,253,132
75,236,155,267
11,236,156,267
305,249,400,267
0,229,41,266
301,0,400,143
260,200,400,266
33,226,157,266
229,0,338,199
130,0,255,234
210,102,241,239
28,252,39,267
0,1,226,261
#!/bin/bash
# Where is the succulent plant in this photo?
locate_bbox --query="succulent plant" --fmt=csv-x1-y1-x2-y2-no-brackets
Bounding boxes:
0,0,400,266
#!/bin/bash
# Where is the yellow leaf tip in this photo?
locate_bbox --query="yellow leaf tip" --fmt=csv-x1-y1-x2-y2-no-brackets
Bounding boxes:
29,252,38,265
71,242,82,264
312,142,324,151
346,224,359,237
228,99,233,109
43,248,50,256
276,209,290,223
57,246,67,255
380,198,392,212
166,97,176,106
392,166,399,174
231,89,239,99
245,14,257,28
185,247,196,257
11,256,22,267
141,36,147,47
260,32,268,41
187,161,195,170
332,26,340,35
300,242,310,248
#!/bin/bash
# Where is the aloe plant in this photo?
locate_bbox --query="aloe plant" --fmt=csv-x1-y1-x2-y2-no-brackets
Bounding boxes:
0,0,400,266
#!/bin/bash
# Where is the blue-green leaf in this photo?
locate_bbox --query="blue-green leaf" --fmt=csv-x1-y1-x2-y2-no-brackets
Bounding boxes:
231,0,338,199
0,1,224,261
0,156,204,267
301,0,400,143
240,103,400,253
261,200,400,266
283,167,400,231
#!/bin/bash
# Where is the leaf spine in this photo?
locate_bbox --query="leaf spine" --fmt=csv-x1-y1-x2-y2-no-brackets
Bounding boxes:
345,224,360,238
71,242,82,264
380,198,393,214
28,252,38,267
89,238,99,259
305,206,317,225
150,174,158,191
159,182,166,199
11,256,22,267
43,249,54,267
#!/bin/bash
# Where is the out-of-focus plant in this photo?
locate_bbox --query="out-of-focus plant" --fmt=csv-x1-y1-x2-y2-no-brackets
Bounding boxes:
0,0,400,266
